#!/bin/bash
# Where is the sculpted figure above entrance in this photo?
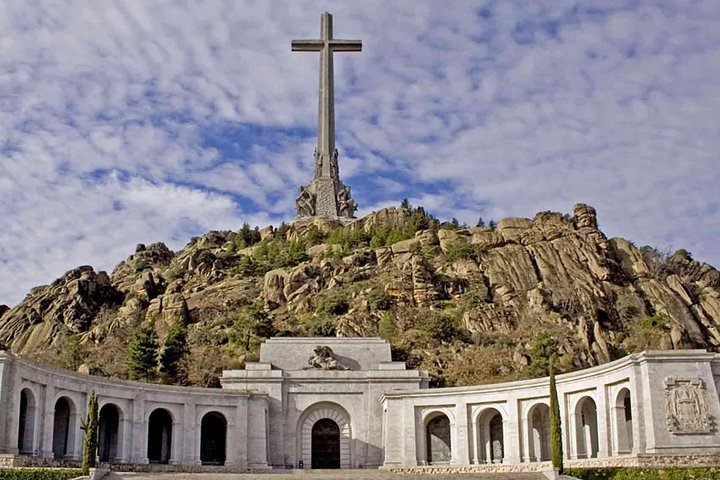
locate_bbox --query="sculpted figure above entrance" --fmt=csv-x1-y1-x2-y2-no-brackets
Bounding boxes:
306,345,350,371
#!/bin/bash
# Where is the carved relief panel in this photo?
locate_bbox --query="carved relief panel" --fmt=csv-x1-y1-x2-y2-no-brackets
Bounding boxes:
664,377,713,434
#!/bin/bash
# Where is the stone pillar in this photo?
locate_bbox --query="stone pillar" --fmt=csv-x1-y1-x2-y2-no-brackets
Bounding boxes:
597,390,609,458
182,402,197,465
230,396,248,468
0,355,20,455
170,415,182,465
521,415,532,462
247,397,269,468
71,392,85,460
504,399,521,464
130,395,146,463
40,384,55,459
452,402,469,465
469,414,479,465
118,415,131,463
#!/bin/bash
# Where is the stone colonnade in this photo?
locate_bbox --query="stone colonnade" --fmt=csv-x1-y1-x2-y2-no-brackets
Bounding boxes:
0,352,269,467
382,350,720,467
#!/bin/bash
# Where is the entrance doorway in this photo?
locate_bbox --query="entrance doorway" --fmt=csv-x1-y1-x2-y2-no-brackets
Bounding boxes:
200,412,227,465
311,419,340,469
147,409,172,464
98,404,120,462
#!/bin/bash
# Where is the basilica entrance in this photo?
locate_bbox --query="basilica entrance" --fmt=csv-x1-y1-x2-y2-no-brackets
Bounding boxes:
311,419,341,469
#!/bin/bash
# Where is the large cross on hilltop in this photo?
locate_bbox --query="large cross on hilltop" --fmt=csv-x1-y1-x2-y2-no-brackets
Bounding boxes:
293,12,360,219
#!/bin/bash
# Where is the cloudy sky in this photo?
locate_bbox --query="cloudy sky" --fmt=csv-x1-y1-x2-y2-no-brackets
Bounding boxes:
1,1,719,307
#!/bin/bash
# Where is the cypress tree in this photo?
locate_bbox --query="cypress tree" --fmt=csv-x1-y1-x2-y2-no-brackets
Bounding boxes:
81,390,99,475
549,357,563,473
126,323,159,381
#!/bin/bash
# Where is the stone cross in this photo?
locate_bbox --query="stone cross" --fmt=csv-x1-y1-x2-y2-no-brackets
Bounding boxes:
292,12,360,218
292,12,361,179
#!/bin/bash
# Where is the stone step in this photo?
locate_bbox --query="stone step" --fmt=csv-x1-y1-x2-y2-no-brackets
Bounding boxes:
115,470,548,480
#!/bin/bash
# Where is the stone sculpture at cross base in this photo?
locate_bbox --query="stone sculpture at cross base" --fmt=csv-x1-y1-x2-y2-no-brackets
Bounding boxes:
293,12,360,219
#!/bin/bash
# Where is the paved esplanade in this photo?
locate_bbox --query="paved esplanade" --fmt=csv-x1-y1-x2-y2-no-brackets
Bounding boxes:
293,12,359,219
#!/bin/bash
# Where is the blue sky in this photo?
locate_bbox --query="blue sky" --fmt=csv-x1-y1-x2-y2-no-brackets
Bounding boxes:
1,0,719,306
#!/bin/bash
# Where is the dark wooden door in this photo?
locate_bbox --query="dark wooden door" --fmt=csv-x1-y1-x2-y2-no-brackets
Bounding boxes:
311,419,340,469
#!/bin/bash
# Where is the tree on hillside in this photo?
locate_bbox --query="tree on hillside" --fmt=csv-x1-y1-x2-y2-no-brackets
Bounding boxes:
159,320,189,383
126,323,159,381
81,390,99,475
549,358,563,473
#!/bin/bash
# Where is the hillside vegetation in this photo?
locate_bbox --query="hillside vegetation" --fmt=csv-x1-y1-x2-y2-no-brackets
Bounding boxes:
1,203,719,388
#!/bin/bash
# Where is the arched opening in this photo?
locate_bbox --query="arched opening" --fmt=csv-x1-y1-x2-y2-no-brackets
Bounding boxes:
52,397,77,459
528,403,551,462
477,408,504,464
147,409,173,464
311,418,340,469
18,389,36,454
575,397,599,459
615,388,633,454
297,402,352,469
426,413,452,465
98,404,121,462
200,412,227,465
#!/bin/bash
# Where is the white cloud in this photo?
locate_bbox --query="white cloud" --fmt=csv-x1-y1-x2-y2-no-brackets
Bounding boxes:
1,0,719,305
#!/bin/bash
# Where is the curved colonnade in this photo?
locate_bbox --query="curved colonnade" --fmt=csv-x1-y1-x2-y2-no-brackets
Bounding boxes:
0,352,269,468
2,345,720,470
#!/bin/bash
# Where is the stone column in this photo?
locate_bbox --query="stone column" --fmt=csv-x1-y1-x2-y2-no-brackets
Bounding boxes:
71,392,85,460
40,384,55,459
183,402,197,465
230,396,248,468
521,415,532,462
1,357,20,455
504,398,521,464
452,402,469,465
130,395,146,463
118,415,131,463
247,397,269,468
596,390,609,458
170,415,182,465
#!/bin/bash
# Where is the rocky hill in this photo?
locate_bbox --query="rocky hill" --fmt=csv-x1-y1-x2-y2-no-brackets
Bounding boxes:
1,204,719,387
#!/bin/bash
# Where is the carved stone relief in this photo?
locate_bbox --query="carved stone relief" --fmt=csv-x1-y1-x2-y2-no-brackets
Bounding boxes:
664,377,713,434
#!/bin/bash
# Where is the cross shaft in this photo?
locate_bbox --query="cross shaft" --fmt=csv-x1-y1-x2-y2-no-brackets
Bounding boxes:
292,12,361,178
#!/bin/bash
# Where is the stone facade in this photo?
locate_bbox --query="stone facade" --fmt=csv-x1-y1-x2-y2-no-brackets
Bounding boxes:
2,341,720,471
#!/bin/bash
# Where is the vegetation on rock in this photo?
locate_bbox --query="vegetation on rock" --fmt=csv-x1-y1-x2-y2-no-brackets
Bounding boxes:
1,202,720,389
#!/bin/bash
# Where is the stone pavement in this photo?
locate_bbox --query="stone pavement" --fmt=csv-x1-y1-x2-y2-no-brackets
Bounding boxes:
113,471,547,480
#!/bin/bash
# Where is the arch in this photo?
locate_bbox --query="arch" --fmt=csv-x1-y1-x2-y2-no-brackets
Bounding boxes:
200,411,227,465
477,408,504,464
615,388,633,454
18,388,37,454
147,409,173,464
297,402,351,469
426,412,452,465
528,403,551,462
52,396,78,459
575,396,599,459
98,403,122,462
311,418,340,469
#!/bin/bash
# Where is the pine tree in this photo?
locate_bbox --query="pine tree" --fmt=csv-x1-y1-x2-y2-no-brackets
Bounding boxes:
81,390,99,474
159,320,189,382
126,323,159,381
549,358,563,473
476,217,485,228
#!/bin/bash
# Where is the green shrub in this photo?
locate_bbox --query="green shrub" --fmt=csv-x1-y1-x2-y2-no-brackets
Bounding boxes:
527,332,559,377
378,312,397,340
641,314,670,330
0,469,84,480
316,292,350,316
565,467,720,480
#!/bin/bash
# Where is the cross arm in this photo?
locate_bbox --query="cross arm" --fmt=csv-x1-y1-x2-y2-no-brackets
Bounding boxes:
329,40,362,52
292,40,324,52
